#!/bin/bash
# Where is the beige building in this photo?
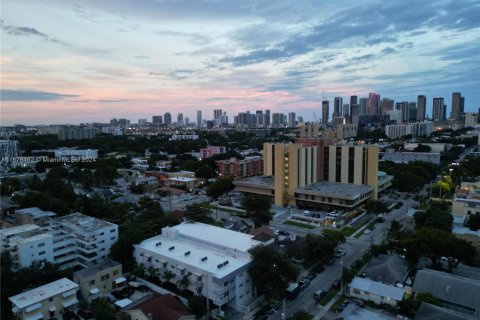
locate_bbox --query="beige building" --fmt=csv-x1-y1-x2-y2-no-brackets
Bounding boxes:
464,112,478,127
452,182,480,217
9,278,79,320
264,143,317,206
324,145,384,199
336,124,358,140
73,259,124,302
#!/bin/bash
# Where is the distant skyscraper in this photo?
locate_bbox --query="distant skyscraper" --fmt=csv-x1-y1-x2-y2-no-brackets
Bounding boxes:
450,92,464,121
264,109,271,127
350,96,358,107
359,98,367,115
214,109,222,121
342,104,349,117
197,110,202,127
334,97,343,117
220,112,228,126
152,115,163,125
177,113,184,126
164,112,172,125
367,93,380,115
272,113,284,128
322,99,330,125
432,97,445,121
256,110,263,127
408,102,417,122
288,112,296,127
417,95,426,121
381,98,394,114
138,118,147,126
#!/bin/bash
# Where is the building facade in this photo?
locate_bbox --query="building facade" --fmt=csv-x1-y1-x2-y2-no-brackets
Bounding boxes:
9,278,79,320
263,143,317,206
0,213,118,270
199,145,227,160
133,223,263,314
216,156,263,178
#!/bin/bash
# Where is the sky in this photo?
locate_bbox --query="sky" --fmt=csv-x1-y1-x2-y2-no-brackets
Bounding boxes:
1,0,480,126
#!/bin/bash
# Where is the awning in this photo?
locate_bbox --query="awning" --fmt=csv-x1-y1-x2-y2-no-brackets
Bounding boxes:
62,298,78,308
49,306,57,312
128,281,142,288
114,298,133,309
25,302,42,313
62,289,77,298
89,288,100,295
114,276,127,284
24,312,43,320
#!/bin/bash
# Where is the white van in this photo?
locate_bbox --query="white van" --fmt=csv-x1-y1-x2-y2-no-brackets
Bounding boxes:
313,289,326,300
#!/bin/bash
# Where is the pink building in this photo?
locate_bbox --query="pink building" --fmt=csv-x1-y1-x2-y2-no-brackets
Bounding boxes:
199,145,227,159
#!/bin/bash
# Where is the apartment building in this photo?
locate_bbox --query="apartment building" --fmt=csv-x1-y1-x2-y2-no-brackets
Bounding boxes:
53,148,98,160
385,121,433,139
73,259,124,302
336,124,358,140
133,222,263,314
15,207,57,226
263,143,317,206
216,156,263,178
452,182,480,217
199,145,227,160
324,145,390,199
0,213,118,270
9,278,79,320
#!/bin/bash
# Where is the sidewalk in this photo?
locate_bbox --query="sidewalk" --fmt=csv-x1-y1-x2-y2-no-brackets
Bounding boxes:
312,293,342,320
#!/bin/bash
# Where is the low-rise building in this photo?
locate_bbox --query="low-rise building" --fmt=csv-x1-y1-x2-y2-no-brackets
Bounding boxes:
381,151,441,165
452,182,480,217
349,277,405,307
0,213,118,270
199,145,227,160
133,222,263,314
124,294,195,320
73,259,124,302
171,134,199,141
217,156,263,178
412,269,480,319
9,278,79,320
15,207,57,226
53,148,98,160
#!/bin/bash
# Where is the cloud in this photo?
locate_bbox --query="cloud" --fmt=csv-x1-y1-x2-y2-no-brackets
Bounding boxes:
1,20,64,44
134,55,150,59
1,89,77,101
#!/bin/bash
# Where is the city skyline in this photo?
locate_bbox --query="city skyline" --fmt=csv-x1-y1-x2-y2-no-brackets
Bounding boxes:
1,0,479,125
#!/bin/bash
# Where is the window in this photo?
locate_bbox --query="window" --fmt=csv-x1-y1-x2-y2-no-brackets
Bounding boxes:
113,270,119,276
89,280,95,285
49,297,53,302
38,243,45,247
239,295,243,299
100,232,104,236
110,229,115,233
39,251,45,255
101,274,110,281
110,237,116,240
100,240,105,243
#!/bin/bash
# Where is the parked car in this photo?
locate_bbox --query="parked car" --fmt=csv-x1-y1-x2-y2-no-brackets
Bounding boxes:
331,279,341,289
306,272,318,281
351,299,365,308
298,279,311,289
77,309,94,320
376,217,385,223
313,289,327,301
335,249,346,257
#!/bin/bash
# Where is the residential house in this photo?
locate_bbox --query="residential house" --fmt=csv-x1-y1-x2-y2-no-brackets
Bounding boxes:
349,277,405,307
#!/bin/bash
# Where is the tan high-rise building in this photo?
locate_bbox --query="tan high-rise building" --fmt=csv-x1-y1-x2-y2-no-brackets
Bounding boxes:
296,137,334,182
324,145,379,199
264,143,317,206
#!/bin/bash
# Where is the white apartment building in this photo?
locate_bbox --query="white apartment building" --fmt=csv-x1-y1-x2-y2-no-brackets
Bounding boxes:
0,213,118,270
171,134,199,141
385,121,433,139
54,148,98,160
134,222,263,314
9,278,79,320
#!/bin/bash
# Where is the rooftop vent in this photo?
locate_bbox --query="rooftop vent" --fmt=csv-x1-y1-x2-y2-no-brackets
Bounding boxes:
169,246,175,251
201,256,208,262
184,251,191,256
155,242,162,246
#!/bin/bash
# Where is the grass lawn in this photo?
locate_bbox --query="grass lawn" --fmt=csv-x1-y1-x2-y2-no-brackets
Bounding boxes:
319,288,339,306
283,220,316,229
354,219,378,238
200,203,247,215
331,295,349,310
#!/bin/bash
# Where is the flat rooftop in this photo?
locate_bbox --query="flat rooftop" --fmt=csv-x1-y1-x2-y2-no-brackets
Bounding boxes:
16,207,57,218
172,222,261,253
74,259,121,279
296,181,373,199
233,176,275,189
9,278,78,309
53,213,117,233
1,224,40,237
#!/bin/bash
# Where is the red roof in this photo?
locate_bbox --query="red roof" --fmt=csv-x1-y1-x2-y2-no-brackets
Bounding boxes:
135,294,193,320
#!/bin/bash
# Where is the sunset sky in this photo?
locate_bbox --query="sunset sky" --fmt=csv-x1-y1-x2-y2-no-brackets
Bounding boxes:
1,0,479,125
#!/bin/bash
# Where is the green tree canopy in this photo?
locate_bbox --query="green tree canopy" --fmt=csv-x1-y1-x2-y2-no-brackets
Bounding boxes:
185,203,214,224
468,213,480,231
90,297,116,320
242,194,272,228
206,176,234,199
365,200,389,218
414,201,452,232
248,246,298,301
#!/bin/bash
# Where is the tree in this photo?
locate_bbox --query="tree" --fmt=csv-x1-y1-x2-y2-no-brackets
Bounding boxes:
188,295,207,318
413,144,432,152
0,177,21,196
90,298,116,320
206,176,234,199
401,228,476,269
468,213,480,231
414,201,452,232
242,194,272,228
185,203,214,224
292,310,312,320
398,293,439,318
248,246,298,301
365,200,389,218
